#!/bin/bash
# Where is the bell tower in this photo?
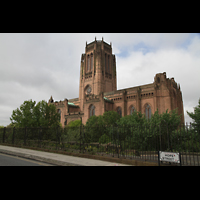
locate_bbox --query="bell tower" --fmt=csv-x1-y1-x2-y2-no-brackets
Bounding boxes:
79,37,117,111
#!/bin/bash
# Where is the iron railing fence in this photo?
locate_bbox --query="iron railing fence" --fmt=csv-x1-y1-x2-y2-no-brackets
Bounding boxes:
0,123,199,165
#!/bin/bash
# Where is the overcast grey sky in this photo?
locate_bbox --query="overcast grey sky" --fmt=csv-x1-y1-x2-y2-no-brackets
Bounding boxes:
0,33,200,126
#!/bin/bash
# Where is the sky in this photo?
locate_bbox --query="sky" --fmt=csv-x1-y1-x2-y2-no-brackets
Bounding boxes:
0,33,200,126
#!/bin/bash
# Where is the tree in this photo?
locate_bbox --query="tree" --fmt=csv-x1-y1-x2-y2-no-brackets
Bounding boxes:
84,111,121,143
150,109,181,128
10,100,60,128
117,110,147,127
67,120,82,128
84,115,103,142
102,111,120,126
62,120,82,143
187,98,200,131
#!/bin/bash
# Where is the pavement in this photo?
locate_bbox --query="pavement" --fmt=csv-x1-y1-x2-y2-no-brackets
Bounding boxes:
0,145,131,166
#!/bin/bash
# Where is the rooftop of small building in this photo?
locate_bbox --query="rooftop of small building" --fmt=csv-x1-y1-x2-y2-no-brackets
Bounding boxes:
53,100,79,107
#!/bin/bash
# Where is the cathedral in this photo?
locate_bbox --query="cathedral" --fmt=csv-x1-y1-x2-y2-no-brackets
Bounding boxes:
48,37,184,126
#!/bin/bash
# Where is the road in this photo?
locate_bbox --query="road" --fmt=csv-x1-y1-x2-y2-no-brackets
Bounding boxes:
0,153,54,166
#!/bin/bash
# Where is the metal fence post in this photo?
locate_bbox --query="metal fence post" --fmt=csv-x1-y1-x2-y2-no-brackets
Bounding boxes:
167,123,169,151
56,126,58,150
38,126,41,148
158,150,160,166
117,126,119,158
112,125,114,157
80,125,81,153
83,127,85,153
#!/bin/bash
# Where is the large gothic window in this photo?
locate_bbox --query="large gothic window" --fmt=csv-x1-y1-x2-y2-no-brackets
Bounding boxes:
145,104,151,120
117,107,122,118
89,104,95,117
87,55,90,71
108,55,110,73
105,53,107,71
91,53,93,71
130,106,135,115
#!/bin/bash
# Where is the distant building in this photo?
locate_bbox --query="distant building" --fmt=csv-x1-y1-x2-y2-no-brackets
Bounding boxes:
49,38,184,126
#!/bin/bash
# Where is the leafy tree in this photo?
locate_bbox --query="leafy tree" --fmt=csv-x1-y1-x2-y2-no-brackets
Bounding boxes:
187,98,200,132
117,111,147,127
10,100,60,128
61,120,83,143
67,120,82,128
102,111,120,126
84,111,120,143
84,115,104,142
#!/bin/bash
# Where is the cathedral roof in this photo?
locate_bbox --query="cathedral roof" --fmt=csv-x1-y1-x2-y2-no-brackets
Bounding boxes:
104,97,114,104
68,102,79,107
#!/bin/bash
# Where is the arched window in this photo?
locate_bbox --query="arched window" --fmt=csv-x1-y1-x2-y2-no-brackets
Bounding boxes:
89,104,95,117
145,104,151,120
105,53,107,71
91,53,93,71
108,55,110,73
57,109,61,121
117,107,122,118
130,106,135,115
87,55,90,71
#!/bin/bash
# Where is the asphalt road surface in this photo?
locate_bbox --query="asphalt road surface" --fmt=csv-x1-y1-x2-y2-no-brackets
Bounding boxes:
0,153,54,166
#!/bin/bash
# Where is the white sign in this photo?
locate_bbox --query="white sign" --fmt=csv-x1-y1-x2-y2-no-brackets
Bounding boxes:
159,151,180,163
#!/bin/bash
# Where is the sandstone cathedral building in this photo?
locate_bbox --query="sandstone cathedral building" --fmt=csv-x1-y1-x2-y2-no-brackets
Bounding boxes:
48,38,184,126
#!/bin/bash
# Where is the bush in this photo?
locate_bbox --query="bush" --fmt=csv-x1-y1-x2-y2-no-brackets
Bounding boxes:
99,134,111,144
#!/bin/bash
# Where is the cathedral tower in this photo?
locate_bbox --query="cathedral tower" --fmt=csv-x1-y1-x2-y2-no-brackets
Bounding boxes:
79,37,117,111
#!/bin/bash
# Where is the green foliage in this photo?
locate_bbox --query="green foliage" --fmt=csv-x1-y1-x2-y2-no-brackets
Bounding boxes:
99,134,111,144
10,100,60,128
187,98,200,131
67,120,82,128
61,120,83,144
62,127,80,143
102,111,120,126
84,111,120,143
83,108,182,151
84,115,104,142
116,111,147,127
6,123,14,128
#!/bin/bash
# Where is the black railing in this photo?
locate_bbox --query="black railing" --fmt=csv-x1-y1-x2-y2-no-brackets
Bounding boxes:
0,123,199,166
